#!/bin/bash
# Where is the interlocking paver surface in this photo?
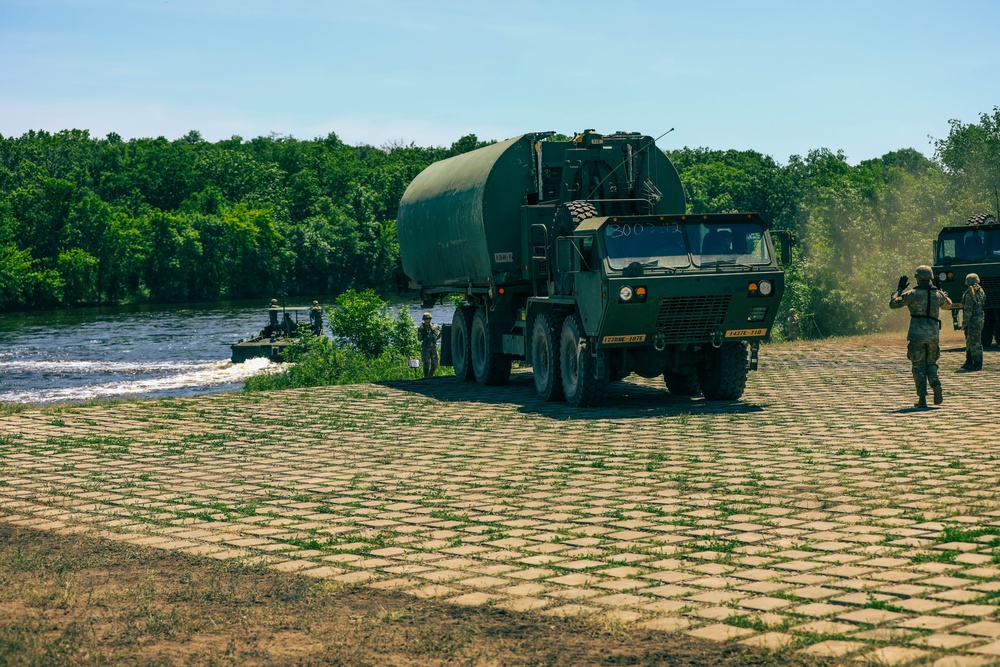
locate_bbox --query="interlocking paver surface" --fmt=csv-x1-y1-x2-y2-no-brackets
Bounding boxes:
2,334,999,661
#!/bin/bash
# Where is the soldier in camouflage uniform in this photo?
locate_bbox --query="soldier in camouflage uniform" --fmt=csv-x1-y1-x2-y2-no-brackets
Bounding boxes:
309,300,324,336
785,308,800,341
960,273,986,372
266,298,280,336
417,312,440,378
890,265,952,407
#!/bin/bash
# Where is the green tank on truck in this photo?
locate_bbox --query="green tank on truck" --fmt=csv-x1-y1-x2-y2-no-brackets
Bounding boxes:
397,130,793,407
933,212,1000,346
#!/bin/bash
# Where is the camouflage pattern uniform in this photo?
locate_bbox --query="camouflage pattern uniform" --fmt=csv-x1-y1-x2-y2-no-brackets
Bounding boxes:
786,309,800,341
417,313,440,378
889,266,952,406
266,298,280,336
961,274,986,371
309,300,324,336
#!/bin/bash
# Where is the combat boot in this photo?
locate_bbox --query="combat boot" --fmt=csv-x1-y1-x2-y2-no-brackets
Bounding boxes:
932,382,943,405
914,396,928,408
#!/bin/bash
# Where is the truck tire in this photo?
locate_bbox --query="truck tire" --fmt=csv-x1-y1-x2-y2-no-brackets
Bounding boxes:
531,312,564,401
559,314,609,407
664,370,700,396
471,308,511,385
451,307,475,382
697,342,748,401
552,201,599,294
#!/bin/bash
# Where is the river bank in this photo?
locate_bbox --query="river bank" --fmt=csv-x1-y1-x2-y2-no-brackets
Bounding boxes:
0,298,455,404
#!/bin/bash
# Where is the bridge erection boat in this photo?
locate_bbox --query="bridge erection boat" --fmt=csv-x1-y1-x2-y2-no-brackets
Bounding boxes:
230,304,322,363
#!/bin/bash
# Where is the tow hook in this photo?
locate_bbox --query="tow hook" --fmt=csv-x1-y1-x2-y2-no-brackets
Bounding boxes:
710,327,724,349
653,332,667,352
748,341,760,371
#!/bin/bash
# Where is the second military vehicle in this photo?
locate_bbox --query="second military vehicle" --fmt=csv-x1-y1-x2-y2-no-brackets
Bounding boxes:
933,212,1000,345
396,130,791,407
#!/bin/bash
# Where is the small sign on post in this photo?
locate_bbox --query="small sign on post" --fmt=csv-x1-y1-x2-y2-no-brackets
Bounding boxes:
409,359,420,369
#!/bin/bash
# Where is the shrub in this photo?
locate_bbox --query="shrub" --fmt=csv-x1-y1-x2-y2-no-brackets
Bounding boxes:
244,289,422,391
328,288,418,358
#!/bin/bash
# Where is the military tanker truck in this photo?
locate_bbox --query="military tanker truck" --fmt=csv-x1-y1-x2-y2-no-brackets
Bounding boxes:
396,130,791,407
933,212,1000,345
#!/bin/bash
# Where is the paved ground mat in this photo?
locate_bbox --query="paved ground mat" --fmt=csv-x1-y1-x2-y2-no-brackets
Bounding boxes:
2,334,998,666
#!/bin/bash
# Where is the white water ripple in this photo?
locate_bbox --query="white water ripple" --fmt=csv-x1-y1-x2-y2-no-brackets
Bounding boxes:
0,357,276,403
2,359,216,373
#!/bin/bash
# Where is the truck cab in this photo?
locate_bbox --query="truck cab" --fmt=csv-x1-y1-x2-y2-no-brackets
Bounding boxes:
521,210,785,405
933,215,1000,344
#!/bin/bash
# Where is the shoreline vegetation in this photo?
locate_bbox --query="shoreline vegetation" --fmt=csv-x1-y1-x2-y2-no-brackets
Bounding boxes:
243,288,434,392
0,110,997,340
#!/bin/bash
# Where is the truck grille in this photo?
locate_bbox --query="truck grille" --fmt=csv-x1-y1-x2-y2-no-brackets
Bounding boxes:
980,276,1000,309
656,295,731,342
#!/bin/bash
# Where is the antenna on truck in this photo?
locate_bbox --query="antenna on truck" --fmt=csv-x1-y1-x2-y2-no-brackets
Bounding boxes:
584,128,675,203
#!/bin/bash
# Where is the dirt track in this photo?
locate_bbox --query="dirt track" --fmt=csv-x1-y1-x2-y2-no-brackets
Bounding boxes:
2,330,999,665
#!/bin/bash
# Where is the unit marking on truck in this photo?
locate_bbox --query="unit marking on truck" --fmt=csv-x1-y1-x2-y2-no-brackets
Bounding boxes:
725,328,768,337
494,252,514,263
602,334,647,344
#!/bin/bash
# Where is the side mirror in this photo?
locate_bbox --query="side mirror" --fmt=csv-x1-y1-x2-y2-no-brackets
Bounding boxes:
933,240,939,261
771,230,795,266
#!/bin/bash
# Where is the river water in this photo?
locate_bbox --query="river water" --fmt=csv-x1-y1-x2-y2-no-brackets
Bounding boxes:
0,299,455,404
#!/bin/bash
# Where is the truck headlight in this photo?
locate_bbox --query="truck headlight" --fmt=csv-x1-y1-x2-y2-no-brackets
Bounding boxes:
619,286,633,301
758,280,774,296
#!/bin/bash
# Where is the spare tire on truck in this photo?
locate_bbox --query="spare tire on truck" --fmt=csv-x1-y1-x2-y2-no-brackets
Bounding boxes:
967,213,998,226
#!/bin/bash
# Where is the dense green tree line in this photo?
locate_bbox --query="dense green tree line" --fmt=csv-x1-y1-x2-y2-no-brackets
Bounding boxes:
2,109,999,336
0,129,490,310
667,108,1000,335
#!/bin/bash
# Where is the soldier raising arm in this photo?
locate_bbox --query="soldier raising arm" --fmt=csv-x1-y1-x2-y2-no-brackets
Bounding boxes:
889,265,952,408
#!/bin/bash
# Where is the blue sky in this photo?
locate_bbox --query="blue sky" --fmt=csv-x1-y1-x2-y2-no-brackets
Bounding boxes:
1,0,997,163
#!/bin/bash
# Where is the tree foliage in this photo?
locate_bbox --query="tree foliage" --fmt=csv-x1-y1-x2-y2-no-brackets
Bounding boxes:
669,110,998,336
0,129,492,310
3,113,999,339
327,288,417,358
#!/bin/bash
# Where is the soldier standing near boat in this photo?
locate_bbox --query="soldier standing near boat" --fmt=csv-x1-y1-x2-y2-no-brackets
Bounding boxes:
889,265,952,408
309,300,324,335
266,298,280,336
417,312,440,378
960,273,986,372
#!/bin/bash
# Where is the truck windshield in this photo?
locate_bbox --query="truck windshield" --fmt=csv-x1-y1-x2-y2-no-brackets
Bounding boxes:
685,222,770,266
604,222,691,270
937,229,996,261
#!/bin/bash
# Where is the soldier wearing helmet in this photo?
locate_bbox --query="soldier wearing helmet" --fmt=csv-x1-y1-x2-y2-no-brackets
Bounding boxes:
309,300,324,336
960,273,986,372
785,308,800,341
890,265,952,407
266,298,281,335
417,311,440,378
